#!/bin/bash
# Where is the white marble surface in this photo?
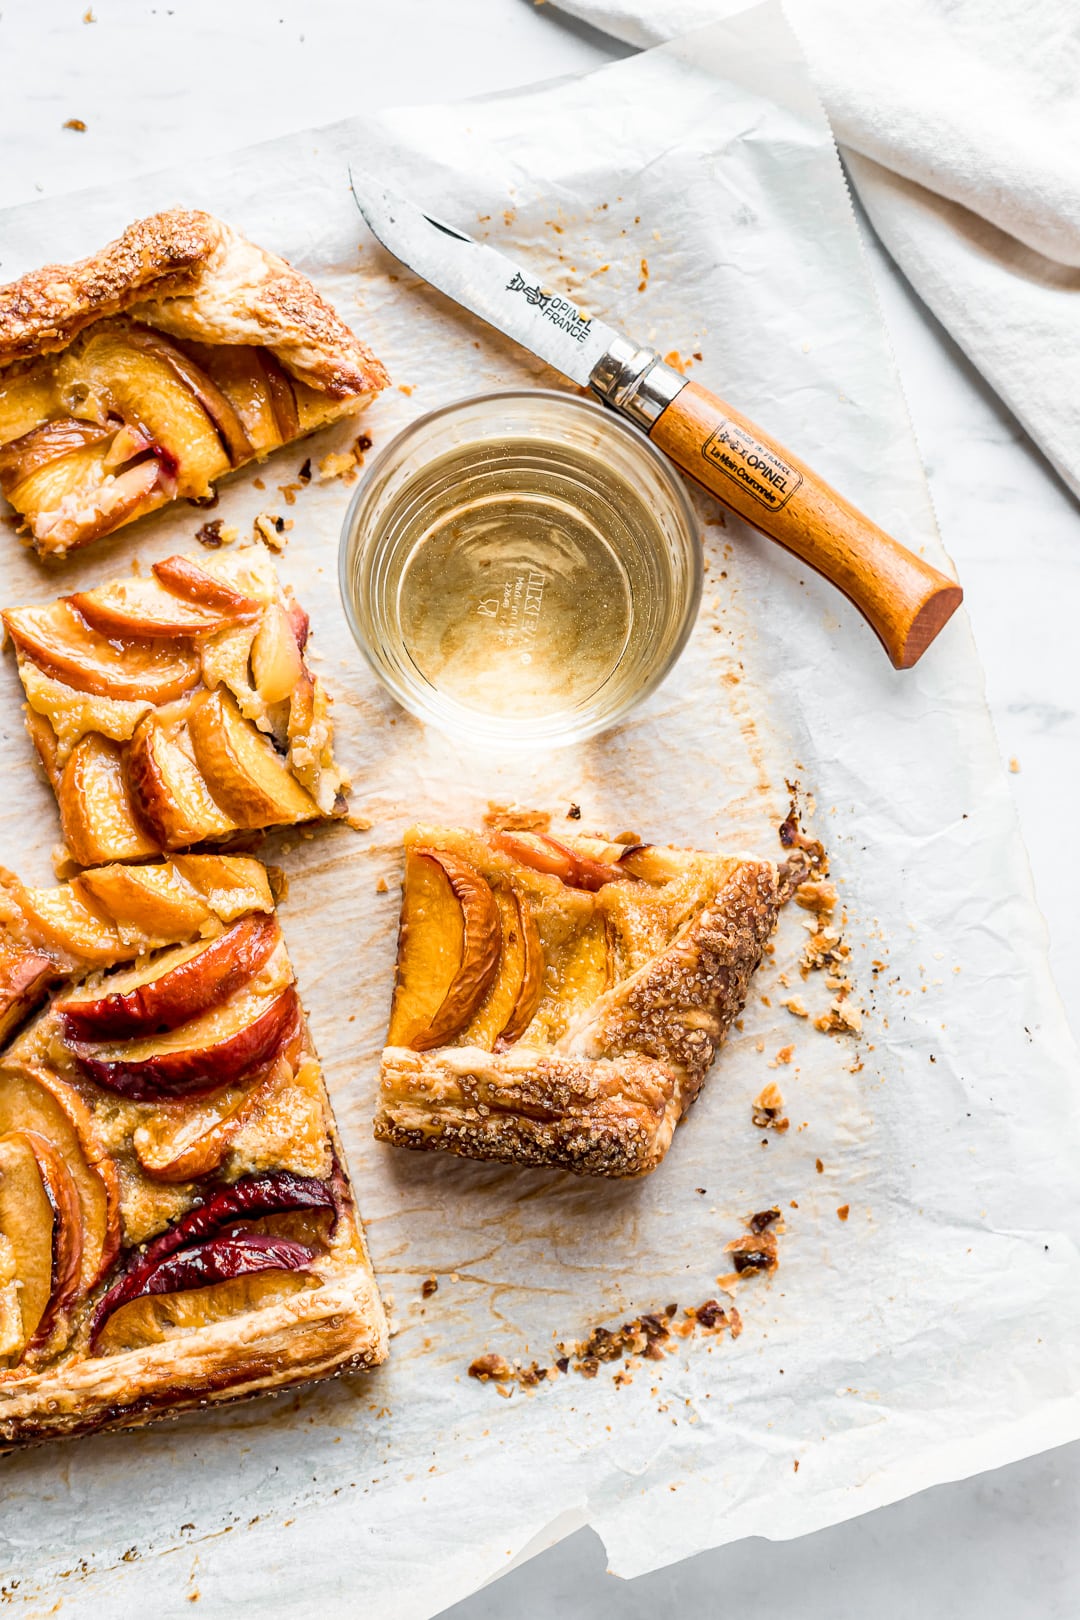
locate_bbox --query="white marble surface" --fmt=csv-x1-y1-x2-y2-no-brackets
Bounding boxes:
1,0,1077,1613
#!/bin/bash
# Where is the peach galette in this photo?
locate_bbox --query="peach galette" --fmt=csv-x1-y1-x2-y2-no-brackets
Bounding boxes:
3,546,345,867
0,209,387,556
0,852,386,1448
375,825,801,1178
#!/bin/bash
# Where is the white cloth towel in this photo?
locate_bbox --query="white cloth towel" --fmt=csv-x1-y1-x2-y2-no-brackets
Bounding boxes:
552,0,1080,497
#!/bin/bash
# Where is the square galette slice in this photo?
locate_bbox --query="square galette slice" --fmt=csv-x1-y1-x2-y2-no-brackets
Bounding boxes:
0,209,387,557
0,853,386,1448
376,825,801,1178
3,546,344,867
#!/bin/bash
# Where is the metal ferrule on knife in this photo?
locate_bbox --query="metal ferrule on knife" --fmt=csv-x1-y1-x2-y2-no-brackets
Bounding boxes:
587,337,686,430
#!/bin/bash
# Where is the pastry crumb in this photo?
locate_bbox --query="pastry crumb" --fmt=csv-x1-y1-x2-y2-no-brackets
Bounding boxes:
1009,756,1020,773
254,512,291,551
63,118,87,132
752,1081,789,1132
194,519,238,549
420,1277,438,1299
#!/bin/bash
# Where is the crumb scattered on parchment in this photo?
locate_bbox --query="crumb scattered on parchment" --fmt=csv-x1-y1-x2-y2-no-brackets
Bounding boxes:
194,519,238,549
780,801,864,1037
83,6,95,19
278,482,305,506
345,812,373,832
467,1217,780,1395
375,878,388,894
63,118,87,132
768,1044,794,1069
254,512,291,552
482,802,551,834
752,1081,789,1132
319,433,373,484
567,803,581,820
1009,756,1021,774
421,1277,438,1299
837,1205,850,1221
298,458,312,484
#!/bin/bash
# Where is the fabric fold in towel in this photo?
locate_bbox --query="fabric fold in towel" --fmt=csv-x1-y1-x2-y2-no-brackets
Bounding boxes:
550,0,1080,498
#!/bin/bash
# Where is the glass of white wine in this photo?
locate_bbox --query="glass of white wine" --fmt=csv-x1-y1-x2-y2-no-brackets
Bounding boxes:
339,390,702,749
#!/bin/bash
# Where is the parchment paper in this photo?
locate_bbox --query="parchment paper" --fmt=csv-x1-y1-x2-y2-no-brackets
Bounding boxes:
3,5,1080,1614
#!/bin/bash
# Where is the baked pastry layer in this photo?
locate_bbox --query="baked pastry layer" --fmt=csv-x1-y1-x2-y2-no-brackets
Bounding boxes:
0,210,388,555
375,826,799,1177
3,546,345,865
0,854,386,1449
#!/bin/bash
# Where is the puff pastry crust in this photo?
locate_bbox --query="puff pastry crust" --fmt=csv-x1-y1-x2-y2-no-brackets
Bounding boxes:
0,210,388,555
375,826,802,1177
3,545,346,865
0,854,386,1450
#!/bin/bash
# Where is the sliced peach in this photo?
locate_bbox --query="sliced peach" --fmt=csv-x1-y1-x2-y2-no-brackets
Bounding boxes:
0,1067,120,1288
261,350,300,441
497,889,545,1047
67,578,242,640
74,862,212,945
181,343,283,456
0,361,57,446
388,850,501,1051
188,687,321,827
19,455,166,555
59,732,160,867
71,983,301,1100
3,600,201,704
126,713,238,849
7,880,126,967
152,554,262,616
170,854,275,921
0,417,112,491
251,603,304,705
528,911,611,1046
491,829,629,892
95,1266,315,1356
57,914,281,1040
0,1129,82,1358
132,1055,285,1182
0,952,58,1045
55,324,235,495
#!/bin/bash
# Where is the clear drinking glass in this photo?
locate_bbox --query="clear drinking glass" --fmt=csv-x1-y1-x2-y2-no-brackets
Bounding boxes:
338,389,702,749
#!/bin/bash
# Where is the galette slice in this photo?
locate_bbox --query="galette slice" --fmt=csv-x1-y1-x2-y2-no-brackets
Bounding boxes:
0,853,386,1449
3,545,344,866
375,825,802,1178
0,209,387,556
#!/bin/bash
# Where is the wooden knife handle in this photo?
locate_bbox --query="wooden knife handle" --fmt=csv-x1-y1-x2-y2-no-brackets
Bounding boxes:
650,381,962,669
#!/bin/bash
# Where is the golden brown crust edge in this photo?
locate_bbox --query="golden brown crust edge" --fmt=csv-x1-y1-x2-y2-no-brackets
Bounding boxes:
375,857,787,1178
0,208,389,397
0,1264,387,1450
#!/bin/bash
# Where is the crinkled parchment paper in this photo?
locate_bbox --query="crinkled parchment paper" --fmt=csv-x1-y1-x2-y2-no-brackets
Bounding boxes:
3,5,1079,1614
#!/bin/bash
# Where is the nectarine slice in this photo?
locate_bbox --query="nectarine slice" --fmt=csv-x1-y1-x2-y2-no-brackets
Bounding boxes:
71,982,301,1099
152,555,261,616
94,1266,315,1355
67,578,242,640
188,687,321,827
3,600,201,704
0,417,112,489
251,603,303,705
126,713,238,849
491,829,629,891
75,862,214,945
59,732,159,867
0,1128,82,1357
132,1056,284,1182
0,951,58,1046
169,854,275,921
0,1066,120,1289
7,879,127,966
388,850,501,1051
58,914,281,1040
497,889,545,1047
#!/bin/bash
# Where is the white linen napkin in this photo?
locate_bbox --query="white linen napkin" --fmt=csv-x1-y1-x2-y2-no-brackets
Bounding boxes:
551,0,1080,498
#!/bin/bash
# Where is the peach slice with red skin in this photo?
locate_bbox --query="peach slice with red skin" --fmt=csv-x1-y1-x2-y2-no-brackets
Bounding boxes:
71,983,301,1100
67,578,245,640
388,850,502,1051
0,1128,82,1359
152,555,262,617
132,1056,286,1183
496,888,545,1047
57,914,281,1041
95,1266,315,1356
3,600,202,704
187,687,321,827
0,1067,120,1290
491,829,631,892
0,417,112,489
126,712,238,849
251,603,304,704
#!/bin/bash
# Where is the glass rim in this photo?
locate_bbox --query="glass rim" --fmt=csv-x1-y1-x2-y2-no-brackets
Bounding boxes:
337,387,704,749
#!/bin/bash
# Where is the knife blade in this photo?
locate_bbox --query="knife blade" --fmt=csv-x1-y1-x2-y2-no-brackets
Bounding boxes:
350,169,962,669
